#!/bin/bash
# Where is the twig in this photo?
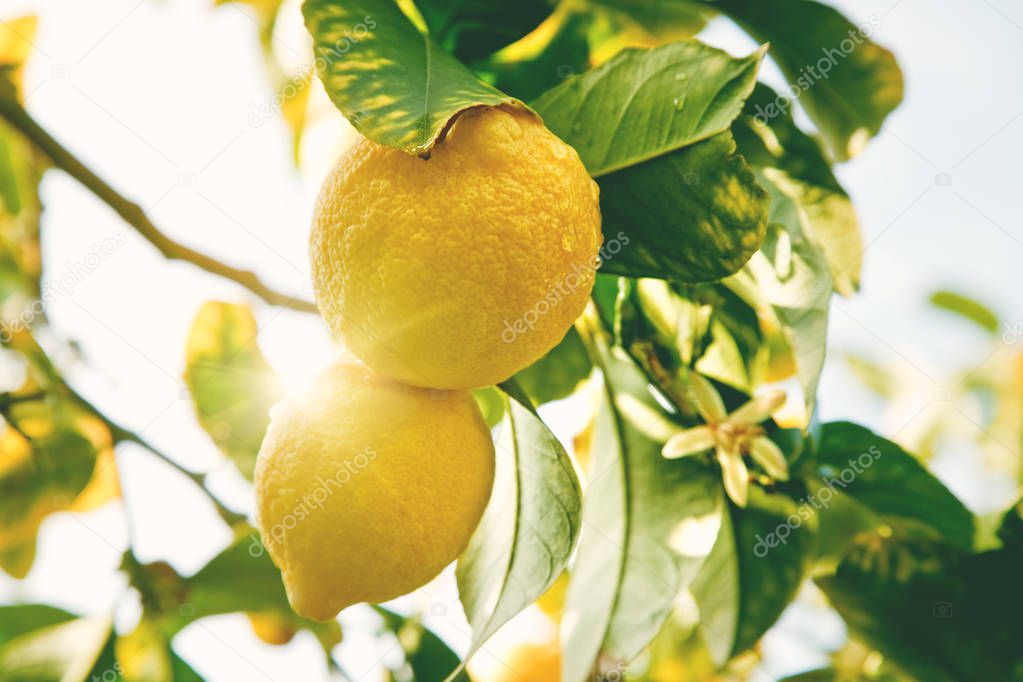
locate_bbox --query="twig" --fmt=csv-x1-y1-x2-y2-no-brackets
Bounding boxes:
59,379,248,527
0,92,317,313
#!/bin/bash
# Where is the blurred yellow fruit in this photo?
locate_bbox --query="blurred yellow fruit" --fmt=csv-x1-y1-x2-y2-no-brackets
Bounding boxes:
535,572,569,620
311,105,602,389
247,612,298,646
254,360,495,620
489,641,561,682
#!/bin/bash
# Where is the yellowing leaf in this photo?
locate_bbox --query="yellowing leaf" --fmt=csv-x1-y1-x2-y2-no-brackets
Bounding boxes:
0,15,37,97
0,534,36,579
0,426,98,565
183,301,283,478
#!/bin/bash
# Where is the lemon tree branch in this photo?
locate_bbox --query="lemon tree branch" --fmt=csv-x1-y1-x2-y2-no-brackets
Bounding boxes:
0,92,317,313
56,378,248,527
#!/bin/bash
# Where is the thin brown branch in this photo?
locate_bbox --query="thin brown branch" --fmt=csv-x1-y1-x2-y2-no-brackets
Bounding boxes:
59,378,248,527
0,91,317,313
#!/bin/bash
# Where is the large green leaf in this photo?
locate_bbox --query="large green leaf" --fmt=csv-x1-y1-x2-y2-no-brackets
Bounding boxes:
561,331,722,682
532,40,765,177
734,83,863,294
303,0,523,155
183,301,283,479
530,40,769,282
817,536,1023,681
728,174,831,412
809,422,975,551
692,485,816,664
705,0,904,160
597,131,768,282
415,0,553,62
456,379,582,667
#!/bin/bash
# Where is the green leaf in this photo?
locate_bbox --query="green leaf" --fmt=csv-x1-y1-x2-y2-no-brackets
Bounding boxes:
532,40,765,177
415,0,553,62
561,333,722,682
591,273,621,329
374,606,467,682
997,497,1023,547
929,290,1000,334
0,120,44,307
780,671,840,682
456,379,582,668
158,533,339,649
816,536,1023,681
513,326,592,404
174,535,292,627
5,431,99,508
809,422,975,551
0,429,98,578
0,614,114,682
692,485,816,664
0,123,23,214
470,386,505,428
0,605,75,649
183,301,283,479
481,9,594,103
587,0,708,43
169,651,204,682
597,132,769,282
729,173,831,412
303,0,524,155
734,83,863,294
706,0,904,160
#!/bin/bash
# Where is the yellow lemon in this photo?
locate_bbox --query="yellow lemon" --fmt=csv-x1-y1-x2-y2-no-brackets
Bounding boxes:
254,360,495,620
247,612,298,646
488,641,561,682
311,105,602,390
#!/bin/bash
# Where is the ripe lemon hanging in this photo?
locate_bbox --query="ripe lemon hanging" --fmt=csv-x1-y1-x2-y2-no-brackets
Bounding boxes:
254,360,495,621
311,105,603,390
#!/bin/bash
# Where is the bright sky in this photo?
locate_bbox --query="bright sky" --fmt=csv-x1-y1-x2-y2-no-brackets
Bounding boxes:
1,0,1021,680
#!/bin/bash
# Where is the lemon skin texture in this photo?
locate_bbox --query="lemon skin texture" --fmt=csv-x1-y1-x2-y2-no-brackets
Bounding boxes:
311,105,603,390
254,361,495,621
